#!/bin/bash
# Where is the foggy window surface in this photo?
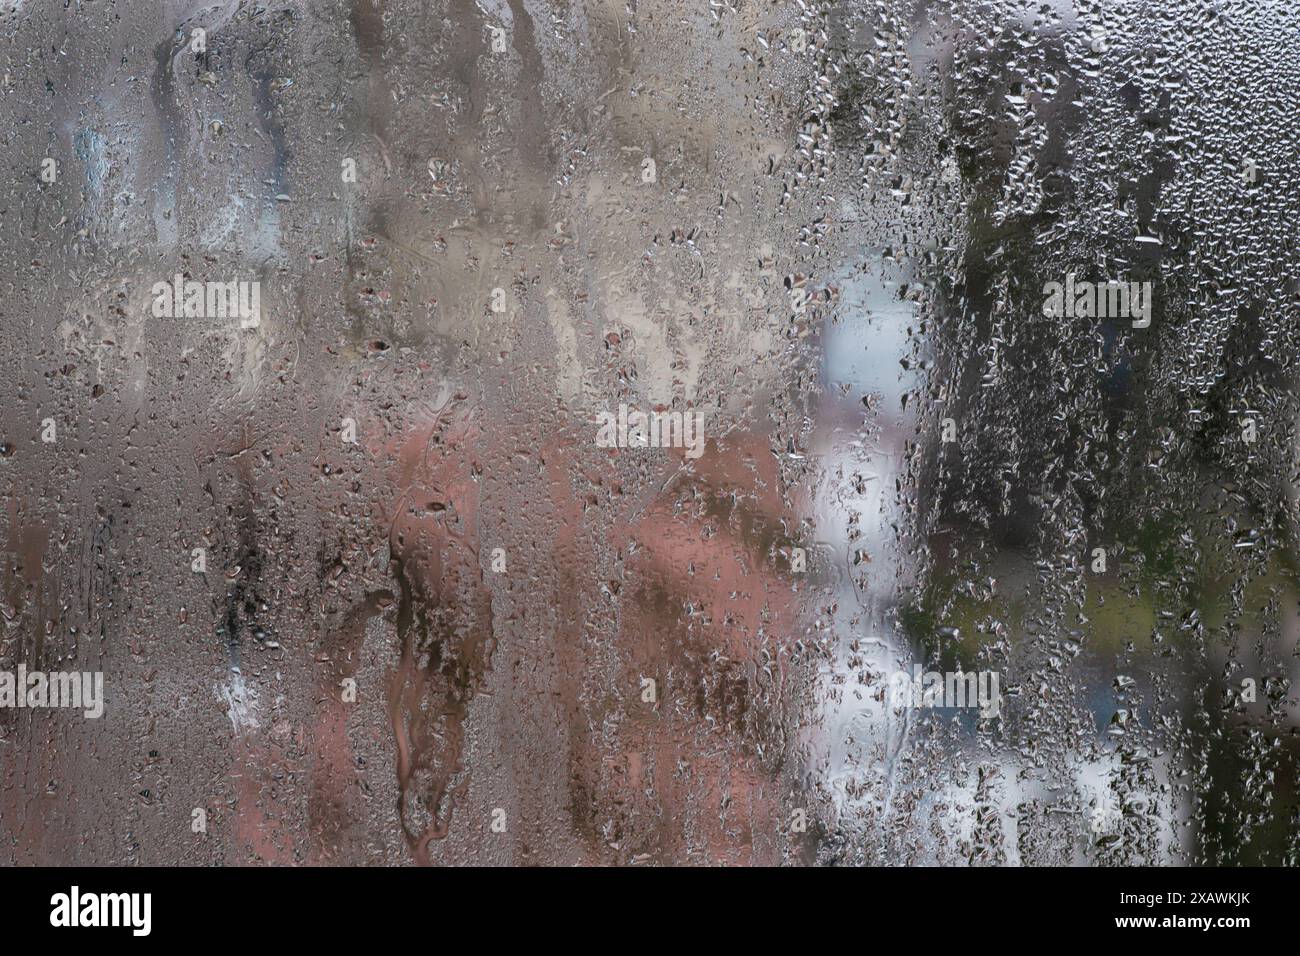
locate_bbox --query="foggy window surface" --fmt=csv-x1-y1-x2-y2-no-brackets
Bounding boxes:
0,0,1297,866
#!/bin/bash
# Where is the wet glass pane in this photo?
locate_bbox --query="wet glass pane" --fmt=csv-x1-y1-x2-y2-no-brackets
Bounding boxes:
0,0,1296,867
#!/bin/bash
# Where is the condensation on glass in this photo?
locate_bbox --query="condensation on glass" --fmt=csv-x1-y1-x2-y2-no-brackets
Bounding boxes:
0,0,1296,865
